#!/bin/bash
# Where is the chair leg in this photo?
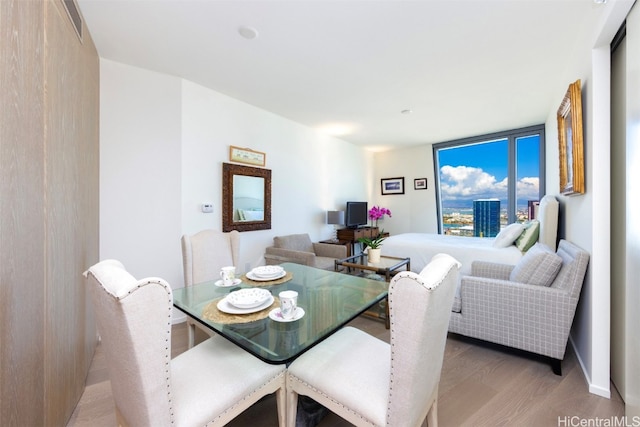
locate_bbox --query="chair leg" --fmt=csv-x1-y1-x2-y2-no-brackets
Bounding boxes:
187,320,195,349
385,297,390,329
426,398,438,427
275,381,287,427
285,385,298,427
551,358,562,376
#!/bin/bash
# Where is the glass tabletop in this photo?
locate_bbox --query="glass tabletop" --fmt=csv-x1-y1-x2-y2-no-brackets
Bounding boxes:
335,253,410,273
172,262,388,364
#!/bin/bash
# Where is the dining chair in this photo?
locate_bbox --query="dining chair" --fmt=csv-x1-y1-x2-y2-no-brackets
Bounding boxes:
181,228,240,347
285,253,460,427
85,259,286,427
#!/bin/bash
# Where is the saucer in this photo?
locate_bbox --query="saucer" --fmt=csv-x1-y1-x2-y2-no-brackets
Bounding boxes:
214,278,242,287
268,307,305,322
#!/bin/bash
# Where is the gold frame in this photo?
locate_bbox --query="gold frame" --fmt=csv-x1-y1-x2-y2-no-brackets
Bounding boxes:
229,146,266,167
557,79,585,195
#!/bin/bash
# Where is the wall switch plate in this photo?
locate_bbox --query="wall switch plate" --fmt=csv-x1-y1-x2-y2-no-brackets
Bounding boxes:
201,204,213,213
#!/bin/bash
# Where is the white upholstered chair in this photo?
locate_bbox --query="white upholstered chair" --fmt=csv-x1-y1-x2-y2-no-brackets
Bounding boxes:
285,253,460,427
181,229,240,347
85,259,286,427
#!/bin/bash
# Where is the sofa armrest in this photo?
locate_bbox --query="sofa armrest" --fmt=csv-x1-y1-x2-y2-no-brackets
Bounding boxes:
264,247,316,266
312,242,347,259
470,261,514,280
457,276,576,359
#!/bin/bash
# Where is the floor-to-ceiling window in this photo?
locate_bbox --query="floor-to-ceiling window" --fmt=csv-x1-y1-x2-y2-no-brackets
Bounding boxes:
432,125,545,236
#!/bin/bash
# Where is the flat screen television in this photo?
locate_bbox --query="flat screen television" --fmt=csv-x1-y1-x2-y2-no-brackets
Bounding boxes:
345,201,368,228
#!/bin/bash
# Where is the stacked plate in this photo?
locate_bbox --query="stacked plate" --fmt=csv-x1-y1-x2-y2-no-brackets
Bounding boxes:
247,265,286,281
217,288,274,314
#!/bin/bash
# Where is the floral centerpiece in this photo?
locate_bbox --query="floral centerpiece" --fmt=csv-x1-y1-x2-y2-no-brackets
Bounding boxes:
368,206,392,227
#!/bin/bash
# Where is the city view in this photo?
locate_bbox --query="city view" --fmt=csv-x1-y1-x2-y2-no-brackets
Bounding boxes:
442,204,535,236
436,132,542,237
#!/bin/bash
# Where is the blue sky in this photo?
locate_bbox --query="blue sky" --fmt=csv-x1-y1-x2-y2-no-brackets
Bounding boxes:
438,135,540,208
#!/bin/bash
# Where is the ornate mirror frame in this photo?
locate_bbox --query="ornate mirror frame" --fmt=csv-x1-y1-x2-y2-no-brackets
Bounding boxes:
222,162,272,232
557,79,585,195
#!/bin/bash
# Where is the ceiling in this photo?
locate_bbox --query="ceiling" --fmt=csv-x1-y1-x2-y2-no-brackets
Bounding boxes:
76,0,606,151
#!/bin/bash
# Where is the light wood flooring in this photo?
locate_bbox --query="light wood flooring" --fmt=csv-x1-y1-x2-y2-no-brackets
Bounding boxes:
67,316,624,427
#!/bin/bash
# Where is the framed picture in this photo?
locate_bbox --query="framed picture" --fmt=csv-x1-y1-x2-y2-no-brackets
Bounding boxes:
414,178,427,190
229,146,266,167
557,80,585,195
381,177,405,195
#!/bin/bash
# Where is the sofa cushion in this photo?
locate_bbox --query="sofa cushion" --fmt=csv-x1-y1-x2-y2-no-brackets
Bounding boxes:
515,220,540,253
273,234,314,253
492,223,525,248
509,243,562,287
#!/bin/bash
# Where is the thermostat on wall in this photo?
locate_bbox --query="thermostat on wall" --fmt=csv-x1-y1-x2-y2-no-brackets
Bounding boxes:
201,204,213,213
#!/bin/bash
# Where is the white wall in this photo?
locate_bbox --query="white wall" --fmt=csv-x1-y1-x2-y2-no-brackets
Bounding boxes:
625,2,640,418
180,78,373,274
372,145,438,235
100,59,183,286
100,59,372,298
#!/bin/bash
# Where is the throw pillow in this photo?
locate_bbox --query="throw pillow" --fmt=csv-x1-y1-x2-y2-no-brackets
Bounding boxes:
492,223,525,248
510,243,562,287
515,220,540,253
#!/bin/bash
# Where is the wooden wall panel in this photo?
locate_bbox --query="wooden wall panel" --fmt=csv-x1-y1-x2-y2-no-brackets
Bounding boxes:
0,1,47,425
43,1,99,425
0,0,99,425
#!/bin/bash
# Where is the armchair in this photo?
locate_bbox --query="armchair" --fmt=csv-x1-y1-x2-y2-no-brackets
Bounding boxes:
448,239,589,375
264,233,347,270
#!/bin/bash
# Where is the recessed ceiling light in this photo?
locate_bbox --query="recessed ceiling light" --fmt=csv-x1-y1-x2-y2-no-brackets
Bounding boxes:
593,0,607,4
401,109,412,115
238,26,259,40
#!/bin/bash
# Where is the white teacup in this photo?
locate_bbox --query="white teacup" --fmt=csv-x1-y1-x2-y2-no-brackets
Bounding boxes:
278,290,298,320
220,266,236,286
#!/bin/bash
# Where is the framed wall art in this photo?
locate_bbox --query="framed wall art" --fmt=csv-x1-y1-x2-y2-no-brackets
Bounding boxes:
381,177,405,195
229,146,266,167
414,178,427,190
557,79,585,195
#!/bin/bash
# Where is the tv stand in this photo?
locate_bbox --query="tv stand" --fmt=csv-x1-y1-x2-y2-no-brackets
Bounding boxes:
337,227,382,255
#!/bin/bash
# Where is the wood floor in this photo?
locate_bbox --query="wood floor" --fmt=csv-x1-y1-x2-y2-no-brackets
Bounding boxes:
67,316,624,427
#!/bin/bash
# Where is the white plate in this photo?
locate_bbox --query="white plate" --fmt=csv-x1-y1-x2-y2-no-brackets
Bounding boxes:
217,295,275,314
268,307,305,322
226,288,272,308
251,265,284,278
214,278,242,287
246,270,287,282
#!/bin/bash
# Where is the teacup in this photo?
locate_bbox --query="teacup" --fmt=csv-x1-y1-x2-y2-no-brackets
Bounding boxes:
278,290,298,320
220,266,236,286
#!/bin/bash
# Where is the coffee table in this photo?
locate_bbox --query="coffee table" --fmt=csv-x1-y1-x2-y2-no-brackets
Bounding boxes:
334,253,410,327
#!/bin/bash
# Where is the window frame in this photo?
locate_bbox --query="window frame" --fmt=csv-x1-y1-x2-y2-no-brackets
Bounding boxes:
432,124,546,234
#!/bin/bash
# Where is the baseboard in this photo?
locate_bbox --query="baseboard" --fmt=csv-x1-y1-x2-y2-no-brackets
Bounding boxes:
569,335,611,398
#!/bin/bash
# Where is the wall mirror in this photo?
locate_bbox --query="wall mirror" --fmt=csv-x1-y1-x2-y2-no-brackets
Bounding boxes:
222,162,271,232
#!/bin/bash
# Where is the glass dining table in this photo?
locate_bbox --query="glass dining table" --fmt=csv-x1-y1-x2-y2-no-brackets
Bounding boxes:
172,262,388,365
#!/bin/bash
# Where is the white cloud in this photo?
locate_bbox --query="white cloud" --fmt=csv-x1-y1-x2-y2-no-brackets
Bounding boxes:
440,165,539,204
